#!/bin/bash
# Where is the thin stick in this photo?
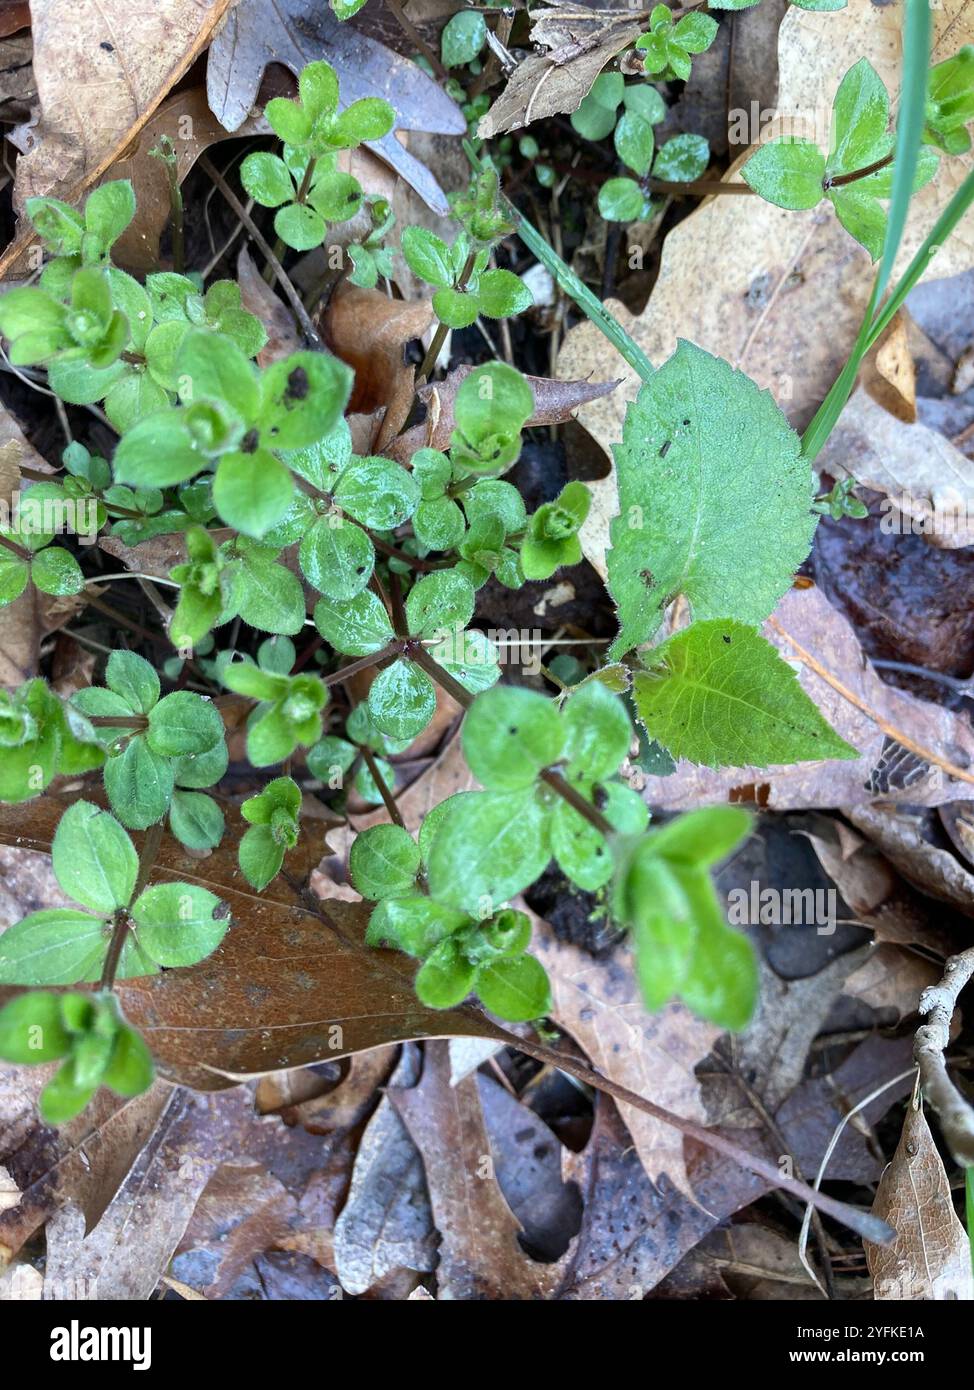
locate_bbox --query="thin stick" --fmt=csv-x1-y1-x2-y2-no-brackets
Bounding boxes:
360,744,406,828
915,946,974,1166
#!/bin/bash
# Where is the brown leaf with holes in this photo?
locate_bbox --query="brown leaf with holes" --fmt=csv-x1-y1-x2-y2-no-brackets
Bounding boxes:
0,795,504,1091
389,1041,565,1298
865,1101,973,1300
1,0,235,276
635,586,974,813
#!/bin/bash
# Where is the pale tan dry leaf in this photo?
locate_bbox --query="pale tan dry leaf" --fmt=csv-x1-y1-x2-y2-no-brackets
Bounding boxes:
2,0,234,275
0,412,64,688
636,585,974,812
389,1041,566,1298
236,247,301,367
865,1100,974,1300
532,917,719,1199
861,312,916,423
846,803,974,916
558,0,974,573
478,7,643,138
820,389,974,548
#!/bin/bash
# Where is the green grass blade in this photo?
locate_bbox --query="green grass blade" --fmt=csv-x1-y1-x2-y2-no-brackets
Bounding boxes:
466,141,655,384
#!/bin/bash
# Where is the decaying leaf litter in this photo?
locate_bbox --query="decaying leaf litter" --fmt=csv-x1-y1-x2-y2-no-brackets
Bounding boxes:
0,0,972,1306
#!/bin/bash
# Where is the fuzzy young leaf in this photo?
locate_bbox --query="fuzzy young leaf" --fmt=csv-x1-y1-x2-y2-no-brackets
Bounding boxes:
52,801,138,914
742,139,827,210
350,824,421,900
0,909,107,986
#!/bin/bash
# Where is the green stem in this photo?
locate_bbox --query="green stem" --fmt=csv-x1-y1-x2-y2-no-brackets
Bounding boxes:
416,250,479,384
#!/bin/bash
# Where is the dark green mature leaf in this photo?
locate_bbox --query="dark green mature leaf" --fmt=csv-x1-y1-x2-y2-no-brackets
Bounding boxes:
607,341,816,656
632,619,858,767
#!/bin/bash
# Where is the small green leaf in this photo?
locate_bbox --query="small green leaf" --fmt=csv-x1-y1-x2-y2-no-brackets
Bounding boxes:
30,547,84,597
0,991,71,1063
405,568,475,637
368,659,436,742
102,1024,154,1096
614,112,655,176
598,177,648,223
0,909,107,985
442,9,487,68
632,619,858,767
462,685,563,790
52,801,138,913
314,589,394,655
299,515,374,599
415,940,475,1008
475,269,533,319
257,352,352,451
238,824,286,890
213,448,294,538
571,72,624,141
475,953,551,1022
561,679,632,780
169,789,225,852
231,544,306,635
104,736,175,830
105,650,159,714
349,824,421,900
653,133,710,183
427,787,550,917
432,286,480,330
130,882,229,967
275,202,327,251
741,138,826,210
401,227,454,289
147,691,224,758
334,456,420,530
240,152,294,208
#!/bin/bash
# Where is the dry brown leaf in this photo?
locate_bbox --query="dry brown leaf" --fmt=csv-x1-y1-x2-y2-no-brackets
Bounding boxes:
236,247,301,367
478,7,643,139
844,945,941,1025
275,1046,397,1134
845,803,974,917
324,284,434,450
389,1041,565,1298
533,916,719,1199
636,585,974,812
0,2,29,39
861,312,916,423
820,389,974,548
108,88,267,273
865,1100,974,1300
2,0,234,276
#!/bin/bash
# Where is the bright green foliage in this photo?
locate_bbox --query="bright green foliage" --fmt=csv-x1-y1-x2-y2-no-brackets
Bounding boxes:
0,798,230,987
0,989,153,1124
652,133,711,183
635,6,718,83
223,654,327,767
239,776,302,889
350,824,421,900
169,526,235,646
742,58,940,259
401,226,532,331
520,481,590,579
613,808,757,1029
442,10,487,69
263,61,395,159
0,483,85,605
450,362,534,475
606,341,816,656
0,266,128,370
925,45,974,153
813,476,868,520
632,620,859,768
368,897,550,1021
573,75,667,183
72,652,226,829
0,678,103,803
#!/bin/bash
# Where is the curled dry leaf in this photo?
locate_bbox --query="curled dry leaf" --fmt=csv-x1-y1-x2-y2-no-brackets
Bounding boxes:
324,284,434,451
108,88,267,274
477,6,644,139
236,247,302,367
206,0,465,215
635,585,974,813
865,1100,974,1300
1,0,235,275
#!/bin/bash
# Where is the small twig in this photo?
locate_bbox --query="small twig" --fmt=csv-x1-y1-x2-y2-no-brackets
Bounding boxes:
101,820,166,992
360,744,406,828
386,0,449,80
198,154,322,347
915,946,974,1166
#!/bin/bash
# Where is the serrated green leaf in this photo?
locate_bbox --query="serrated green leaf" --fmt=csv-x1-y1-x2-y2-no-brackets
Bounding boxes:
607,340,816,655
632,619,858,767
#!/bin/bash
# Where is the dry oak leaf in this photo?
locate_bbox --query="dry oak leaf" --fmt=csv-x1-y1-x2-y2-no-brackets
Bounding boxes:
820,388,974,549
206,0,465,216
389,1040,567,1299
635,584,974,813
558,0,974,571
532,915,720,1200
236,246,301,367
1,0,234,276
478,6,644,139
865,1100,974,1300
